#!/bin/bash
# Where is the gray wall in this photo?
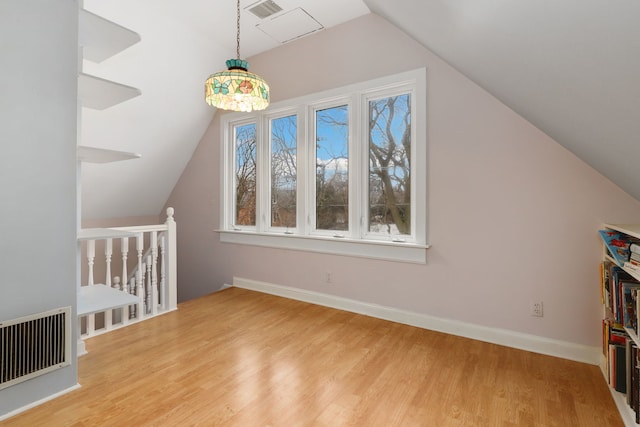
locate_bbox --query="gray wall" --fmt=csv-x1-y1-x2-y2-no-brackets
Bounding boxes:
0,0,78,417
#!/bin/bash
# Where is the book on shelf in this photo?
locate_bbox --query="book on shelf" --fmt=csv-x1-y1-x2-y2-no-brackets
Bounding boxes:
622,283,640,331
624,262,640,274
608,264,638,324
602,261,610,307
626,341,640,416
613,343,628,393
631,242,640,255
599,229,635,266
627,341,633,406
636,349,640,423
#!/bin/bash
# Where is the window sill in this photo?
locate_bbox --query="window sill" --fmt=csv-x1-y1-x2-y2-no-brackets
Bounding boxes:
217,230,429,264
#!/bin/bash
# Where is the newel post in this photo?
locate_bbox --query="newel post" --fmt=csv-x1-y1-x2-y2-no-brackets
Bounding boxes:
165,207,178,311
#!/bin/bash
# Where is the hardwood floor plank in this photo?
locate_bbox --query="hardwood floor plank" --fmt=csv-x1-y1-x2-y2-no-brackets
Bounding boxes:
3,287,624,426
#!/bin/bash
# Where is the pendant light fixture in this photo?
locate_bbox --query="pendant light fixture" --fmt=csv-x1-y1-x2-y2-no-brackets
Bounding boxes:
205,0,270,112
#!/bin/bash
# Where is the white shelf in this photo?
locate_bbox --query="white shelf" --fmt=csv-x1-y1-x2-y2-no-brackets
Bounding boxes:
77,228,139,241
79,9,141,63
78,72,141,110
78,284,138,316
603,225,640,281
77,145,141,164
605,224,640,241
625,328,640,348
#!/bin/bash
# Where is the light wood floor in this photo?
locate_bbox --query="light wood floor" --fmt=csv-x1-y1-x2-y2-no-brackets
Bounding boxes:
4,287,623,426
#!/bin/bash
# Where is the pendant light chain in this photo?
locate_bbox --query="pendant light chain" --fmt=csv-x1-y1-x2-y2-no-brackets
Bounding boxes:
236,0,241,60
204,0,270,112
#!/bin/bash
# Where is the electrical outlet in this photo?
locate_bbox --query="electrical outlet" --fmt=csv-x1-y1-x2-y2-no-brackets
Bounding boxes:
325,272,332,284
531,301,544,317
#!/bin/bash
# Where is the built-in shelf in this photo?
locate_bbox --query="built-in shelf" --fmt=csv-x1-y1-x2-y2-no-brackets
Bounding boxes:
77,228,139,241
77,145,141,164
606,224,640,241
78,284,139,316
75,5,143,358
78,72,141,110
79,9,141,63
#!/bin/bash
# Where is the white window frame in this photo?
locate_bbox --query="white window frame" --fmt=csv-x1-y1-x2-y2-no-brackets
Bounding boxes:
308,96,354,238
262,107,302,235
360,85,423,244
219,68,429,263
222,117,260,232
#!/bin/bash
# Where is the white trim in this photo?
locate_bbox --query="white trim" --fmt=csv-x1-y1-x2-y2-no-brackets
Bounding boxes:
233,277,600,365
219,230,428,264
219,68,428,254
0,383,81,422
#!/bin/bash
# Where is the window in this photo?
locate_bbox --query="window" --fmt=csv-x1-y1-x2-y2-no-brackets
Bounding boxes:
270,114,297,230
234,122,257,227
315,104,349,233
367,93,411,238
220,69,428,263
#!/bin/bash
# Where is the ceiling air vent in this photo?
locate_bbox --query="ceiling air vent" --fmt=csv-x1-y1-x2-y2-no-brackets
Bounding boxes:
248,0,283,19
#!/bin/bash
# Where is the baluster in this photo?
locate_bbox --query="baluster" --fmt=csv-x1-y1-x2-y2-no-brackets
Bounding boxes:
129,277,136,320
135,233,144,316
86,240,95,286
159,234,166,311
121,237,129,290
105,238,112,287
112,276,123,326
137,263,146,320
86,239,96,336
150,231,158,315
105,310,113,331
145,255,152,314
87,315,95,336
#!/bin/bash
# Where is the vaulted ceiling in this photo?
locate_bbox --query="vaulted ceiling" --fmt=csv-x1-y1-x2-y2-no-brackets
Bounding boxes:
79,0,640,219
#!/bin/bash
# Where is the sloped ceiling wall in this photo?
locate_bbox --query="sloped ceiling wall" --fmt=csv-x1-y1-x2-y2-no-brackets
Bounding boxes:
79,0,369,220
80,0,639,220
365,0,640,201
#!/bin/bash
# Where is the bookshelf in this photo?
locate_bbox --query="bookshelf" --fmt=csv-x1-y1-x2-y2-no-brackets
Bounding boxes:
600,224,640,426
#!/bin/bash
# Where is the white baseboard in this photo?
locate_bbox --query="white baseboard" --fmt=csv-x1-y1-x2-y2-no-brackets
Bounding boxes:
0,383,81,422
233,276,600,365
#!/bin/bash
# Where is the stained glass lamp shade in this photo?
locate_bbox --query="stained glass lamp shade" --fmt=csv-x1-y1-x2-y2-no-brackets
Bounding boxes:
205,59,270,112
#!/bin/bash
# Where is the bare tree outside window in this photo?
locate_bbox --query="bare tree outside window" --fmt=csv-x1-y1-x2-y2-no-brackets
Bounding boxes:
271,115,297,229
369,94,411,235
315,105,349,231
235,123,257,226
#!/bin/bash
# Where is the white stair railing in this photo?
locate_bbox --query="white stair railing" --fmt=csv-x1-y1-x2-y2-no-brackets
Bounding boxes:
78,207,177,341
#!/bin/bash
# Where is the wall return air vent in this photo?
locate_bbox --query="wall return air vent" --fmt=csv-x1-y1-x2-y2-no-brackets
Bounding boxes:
0,307,71,390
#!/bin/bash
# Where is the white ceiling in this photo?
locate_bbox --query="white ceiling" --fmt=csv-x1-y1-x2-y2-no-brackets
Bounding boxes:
79,0,640,220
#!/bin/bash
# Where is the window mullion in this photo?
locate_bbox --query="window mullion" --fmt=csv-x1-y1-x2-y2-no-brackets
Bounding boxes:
222,121,233,230
255,115,268,233
306,104,317,235
295,106,308,236
349,94,362,239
